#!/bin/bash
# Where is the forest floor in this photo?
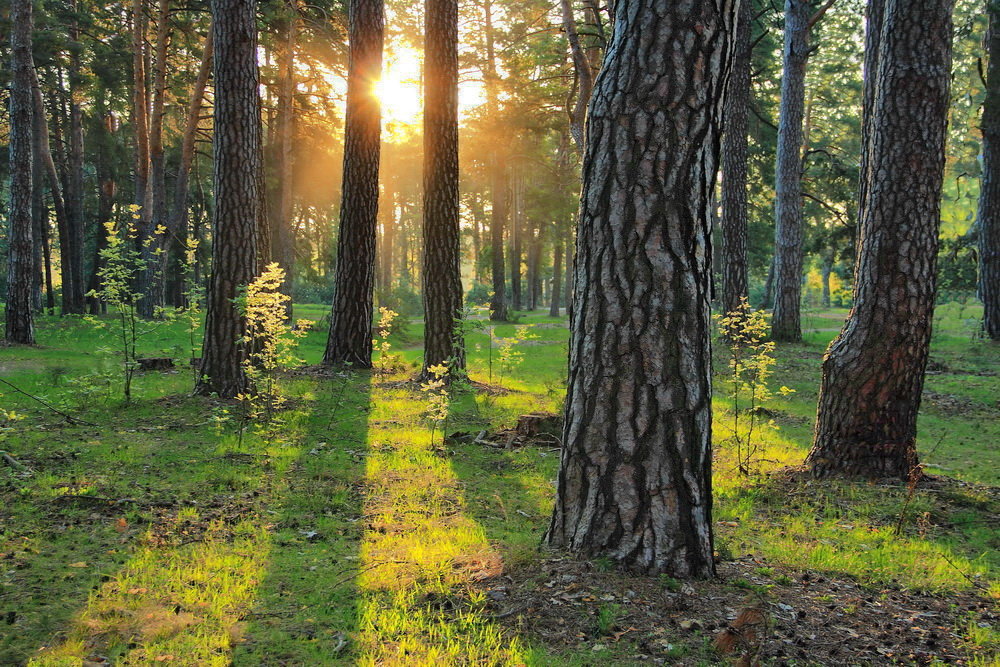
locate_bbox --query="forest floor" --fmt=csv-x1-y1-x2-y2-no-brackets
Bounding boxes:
0,303,997,666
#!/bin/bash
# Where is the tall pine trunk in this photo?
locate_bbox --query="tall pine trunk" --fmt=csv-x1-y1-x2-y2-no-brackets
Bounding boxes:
325,0,384,367
979,1,1000,341
807,0,953,479
720,0,751,316
5,0,35,344
484,0,509,322
546,0,734,578
421,0,465,377
195,0,264,398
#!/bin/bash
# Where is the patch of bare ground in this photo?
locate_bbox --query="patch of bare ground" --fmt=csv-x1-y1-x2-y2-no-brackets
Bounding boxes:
470,555,995,665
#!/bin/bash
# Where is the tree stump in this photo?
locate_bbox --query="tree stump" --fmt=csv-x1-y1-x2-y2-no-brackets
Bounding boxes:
137,357,175,371
515,412,562,439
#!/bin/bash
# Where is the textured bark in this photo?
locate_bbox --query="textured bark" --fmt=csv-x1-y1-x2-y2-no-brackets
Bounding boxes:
771,0,812,341
546,0,734,577
807,0,953,479
559,0,594,150
325,0,384,367
980,1,1000,341
421,0,465,376
857,0,883,249
195,0,263,398
720,0,751,316
5,0,35,344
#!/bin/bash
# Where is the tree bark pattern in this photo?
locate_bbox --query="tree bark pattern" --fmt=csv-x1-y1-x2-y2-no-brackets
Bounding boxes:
325,0,384,367
546,0,735,578
980,1,1000,340
421,0,465,376
5,0,35,344
195,0,263,398
808,0,954,479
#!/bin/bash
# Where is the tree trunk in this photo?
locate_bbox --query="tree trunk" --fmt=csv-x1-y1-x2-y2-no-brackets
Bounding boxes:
5,0,35,344
807,0,953,480
195,0,264,398
325,0,384,367
484,0,509,322
771,0,812,341
558,0,594,150
380,184,396,298
820,252,832,308
132,0,152,254
271,1,298,310
979,1,1000,341
720,0,751,317
421,0,465,377
546,0,734,578
510,171,523,311
549,233,563,317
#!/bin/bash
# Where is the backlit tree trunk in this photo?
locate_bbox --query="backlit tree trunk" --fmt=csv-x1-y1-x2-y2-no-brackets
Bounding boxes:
979,1,1000,341
5,0,35,344
720,0,751,316
484,0,509,322
807,0,953,479
195,0,263,398
421,0,465,377
546,0,735,578
325,0,384,367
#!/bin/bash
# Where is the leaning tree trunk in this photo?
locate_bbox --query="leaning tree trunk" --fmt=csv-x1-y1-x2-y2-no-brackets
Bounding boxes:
195,0,263,398
558,0,594,151
325,0,384,367
807,0,953,480
979,1,1000,341
771,0,812,341
546,0,735,578
5,0,35,344
720,0,751,317
421,0,465,377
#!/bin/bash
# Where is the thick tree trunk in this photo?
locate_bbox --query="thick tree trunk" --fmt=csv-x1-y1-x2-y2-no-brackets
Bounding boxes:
546,0,734,578
771,0,812,341
807,0,953,479
720,0,751,316
558,0,594,150
979,1,1000,341
195,0,263,398
5,0,35,344
325,0,384,367
421,0,465,377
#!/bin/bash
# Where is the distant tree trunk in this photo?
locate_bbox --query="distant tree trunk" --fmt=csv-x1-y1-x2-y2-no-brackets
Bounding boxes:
720,0,751,316
31,104,46,313
271,1,298,310
380,185,396,298
549,233,563,317
325,0,384,367
87,112,117,315
195,0,263,398
484,0,509,322
807,0,953,480
526,224,542,310
820,251,833,308
510,172,523,311
421,0,465,377
980,1,1000,341
771,0,811,341
132,0,152,249
546,0,733,578
5,0,35,344
559,0,594,150
64,2,87,315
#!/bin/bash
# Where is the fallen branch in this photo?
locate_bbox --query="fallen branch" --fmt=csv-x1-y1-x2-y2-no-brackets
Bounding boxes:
0,450,28,470
0,377,96,426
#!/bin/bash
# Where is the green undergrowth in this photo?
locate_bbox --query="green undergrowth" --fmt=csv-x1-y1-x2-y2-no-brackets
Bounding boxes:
1,305,997,665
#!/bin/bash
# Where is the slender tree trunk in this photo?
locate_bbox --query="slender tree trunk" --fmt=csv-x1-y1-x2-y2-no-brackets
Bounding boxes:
558,0,594,150
546,0,734,578
31,104,46,313
5,0,35,344
271,1,298,310
771,0,812,341
484,0,509,322
528,225,543,310
195,0,264,398
421,0,464,377
807,0,953,479
132,0,152,245
380,185,396,298
720,0,751,316
549,233,563,317
325,0,384,367
979,0,1000,341
88,112,117,315
820,252,832,308
510,171,523,311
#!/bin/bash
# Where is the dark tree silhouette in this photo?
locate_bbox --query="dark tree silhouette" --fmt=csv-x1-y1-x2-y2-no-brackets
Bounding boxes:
979,1,1000,341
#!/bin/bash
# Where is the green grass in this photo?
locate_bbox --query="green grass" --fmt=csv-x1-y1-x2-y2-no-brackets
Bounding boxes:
1,304,997,665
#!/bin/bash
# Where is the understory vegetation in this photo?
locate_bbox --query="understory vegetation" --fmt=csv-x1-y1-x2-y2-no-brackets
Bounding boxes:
0,304,997,665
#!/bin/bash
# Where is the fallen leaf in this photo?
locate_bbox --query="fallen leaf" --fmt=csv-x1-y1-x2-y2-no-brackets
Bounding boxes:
68,561,88,568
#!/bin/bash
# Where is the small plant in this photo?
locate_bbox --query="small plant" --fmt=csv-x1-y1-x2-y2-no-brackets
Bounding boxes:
420,363,450,446
493,324,538,388
659,574,682,592
178,231,204,381
594,603,622,636
233,263,311,444
373,307,404,374
715,298,794,476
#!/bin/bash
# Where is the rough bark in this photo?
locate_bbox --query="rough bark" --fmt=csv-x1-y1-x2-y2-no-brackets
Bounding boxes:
980,1,1000,340
771,0,812,341
421,0,465,377
559,0,594,150
195,0,263,398
807,0,953,479
325,0,384,367
720,0,751,316
546,0,735,577
5,0,35,344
